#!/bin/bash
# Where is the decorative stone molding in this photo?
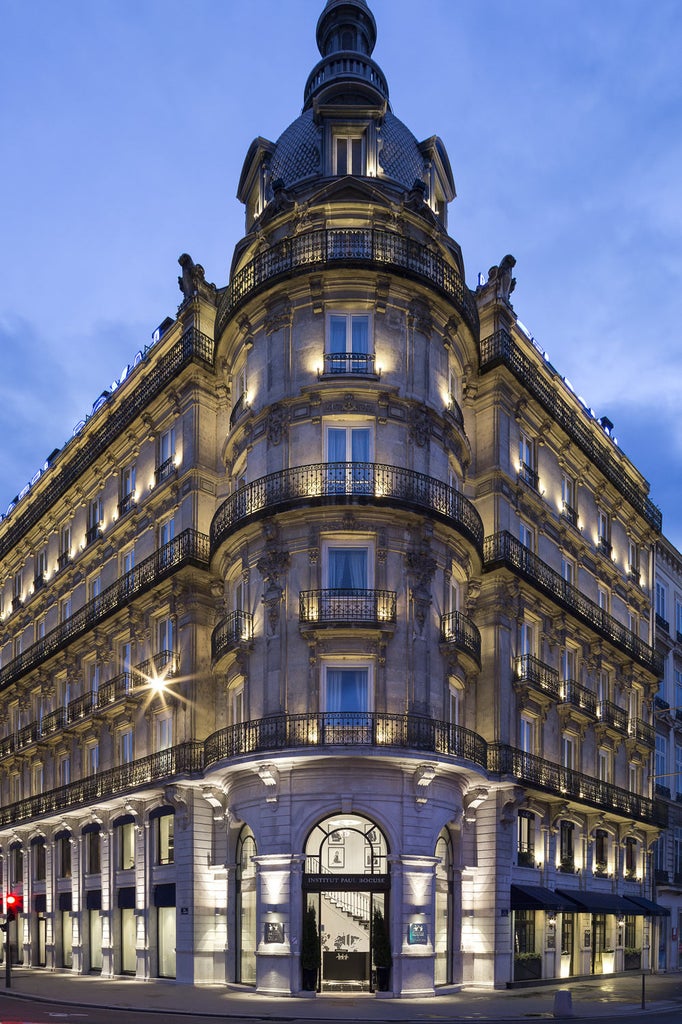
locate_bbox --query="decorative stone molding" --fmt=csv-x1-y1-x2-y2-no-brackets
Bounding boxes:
266,404,288,446
414,763,436,804
257,763,279,803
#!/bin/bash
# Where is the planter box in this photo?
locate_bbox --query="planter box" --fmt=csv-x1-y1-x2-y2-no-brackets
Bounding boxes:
624,953,641,971
514,957,542,981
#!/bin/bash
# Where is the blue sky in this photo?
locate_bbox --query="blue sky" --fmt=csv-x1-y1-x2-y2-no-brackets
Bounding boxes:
2,0,681,549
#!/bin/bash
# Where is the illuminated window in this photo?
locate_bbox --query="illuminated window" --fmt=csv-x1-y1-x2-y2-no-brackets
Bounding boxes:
624,836,637,878
87,495,103,543
86,741,99,775
517,811,535,867
156,425,176,484
594,829,608,874
35,547,48,587
119,728,134,765
656,580,667,623
119,464,136,516
561,473,577,525
58,754,71,786
32,763,44,796
519,620,535,658
57,833,72,878
597,587,609,612
559,821,575,872
560,556,575,586
58,524,71,569
232,685,245,725
156,811,175,865
597,509,611,556
86,829,101,874
118,821,135,870
155,712,173,752
325,422,373,493
519,715,536,754
518,431,537,489
326,313,372,374
519,519,534,551
60,595,72,623
561,733,576,771
627,540,640,583
597,748,611,783
157,616,174,655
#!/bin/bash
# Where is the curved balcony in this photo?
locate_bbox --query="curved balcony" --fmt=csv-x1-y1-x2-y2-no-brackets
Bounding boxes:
216,227,478,338
439,610,481,668
304,53,389,107
204,711,488,771
299,589,396,632
211,463,483,560
484,532,662,676
211,610,254,665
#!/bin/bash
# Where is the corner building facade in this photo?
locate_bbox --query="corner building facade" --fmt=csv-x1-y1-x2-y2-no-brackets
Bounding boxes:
0,0,669,995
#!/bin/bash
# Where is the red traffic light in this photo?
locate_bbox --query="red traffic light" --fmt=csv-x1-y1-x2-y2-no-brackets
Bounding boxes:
5,895,17,908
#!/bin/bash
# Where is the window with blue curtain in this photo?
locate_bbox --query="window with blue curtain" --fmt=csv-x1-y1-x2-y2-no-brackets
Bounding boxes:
326,426,371,493
326,668,369,713
328,548,367,592
328,314,369,372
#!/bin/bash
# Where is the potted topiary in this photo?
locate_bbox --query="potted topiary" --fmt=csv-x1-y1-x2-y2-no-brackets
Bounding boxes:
513,951,542,981
372,906,392,991
300,905,320,991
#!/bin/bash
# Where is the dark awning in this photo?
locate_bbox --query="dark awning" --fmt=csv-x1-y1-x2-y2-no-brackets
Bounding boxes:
556,889,635,915
153,883,176,908
85,889,102,910
117,886,135,909
511,885,579,912
625,895,670,917
58,892,72,911
34,893,46,913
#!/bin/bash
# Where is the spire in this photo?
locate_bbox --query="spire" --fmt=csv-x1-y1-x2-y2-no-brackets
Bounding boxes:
304,0,388,110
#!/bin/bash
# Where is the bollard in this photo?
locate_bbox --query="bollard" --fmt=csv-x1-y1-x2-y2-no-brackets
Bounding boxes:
553,988,573,1018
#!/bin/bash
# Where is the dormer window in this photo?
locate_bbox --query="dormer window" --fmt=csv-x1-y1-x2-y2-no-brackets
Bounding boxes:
334,132,365,176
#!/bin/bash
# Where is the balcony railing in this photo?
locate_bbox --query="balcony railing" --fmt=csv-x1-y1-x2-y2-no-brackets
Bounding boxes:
439,610,482,667
304,52,389,106
656,613,670,635
489,744,666,827
211,463,483,559
85,524,102,545
211,611,254,663
514,654,560,700
320,352,377,377
0,530,209,692
154,456,176,486
0,741,204,829
118,493,135,518
597,699,628,733
229,393,248,429
479,329,662,533
204,712,488,770
483,532,662,676
561,501,578,528
628,717,656,748
41,708,66,736
559,679,597,717
0,328,214,565
215,227,478,339
518,462,538,490
299,589,397,629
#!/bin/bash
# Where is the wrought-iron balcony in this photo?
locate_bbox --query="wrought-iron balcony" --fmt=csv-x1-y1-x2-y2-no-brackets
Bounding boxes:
514,654,560,701
628,565,641,585
0,735,15,757
229,392,248,429
0,530,209,691
299,589,397,630
628,717,656,749
656,612,670,635
561,501,578,528
0,329,214,568
479,329,662,533
204,711,488,771
488,743,666,828
211,611,254,663
0,741,204,829
211,463,483,559
16,722,39,749
97,671,133,707
597,699,628,734
597,536,612,558
41,708,66,736
439,610,481,668
518,462,538,491
67,690,96,723
484,532,662,676
319,352,378,378
11,595,23,612
154,456,176,486
304,52,389,107
558,679,597,718
215,227,478,339
85,524,102,545
118,492,135,518
33,573,45,592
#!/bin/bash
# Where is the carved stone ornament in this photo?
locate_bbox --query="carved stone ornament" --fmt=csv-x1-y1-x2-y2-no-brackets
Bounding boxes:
264,301,292,336
485,254,516,303
266,404,288,446
257,549,290,588
408,405,430,447
177,253,217,302
408,299,432,336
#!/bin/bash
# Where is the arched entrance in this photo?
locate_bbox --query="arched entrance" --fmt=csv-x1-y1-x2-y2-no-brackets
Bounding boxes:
236,826,257,985
304,813,389,992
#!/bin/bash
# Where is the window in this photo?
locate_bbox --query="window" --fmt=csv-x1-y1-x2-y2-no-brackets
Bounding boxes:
118,822,135,870
561,473,577,525
560,557,575,586
33,840,46,881
156,712,173,752
87,495,103,543
157,813,175,865
35,615,46,642
122,547,135,577
326,313,372,374
676,670,682,720
86,741,99,775
519,520,534,551
561,647,577,683
333,132,365,175
628,762,640,794
519,716,536,754
676,600,682,640
10,845,23,886
561,733,576,771
60,595,72,623
119,464,136,516
58,524,71,569
517,810,535,867
675,828,682,880
159,516,176,566
157,616,175,655
120,641,133,683
624,836,637,879
559,821,575,872
597,669,609,705
597,748,611,783
58,754,71,786
86,659,101,697
597,587,609,612
325,541,371,599
627,540,640,583
156,425,176,484
88,573,102,602
32,763,44,795
230,364,248,428
87,830,101,874
518,431,537,488
656,581,668,626
119,728,134,765
519,620,535,659
655,735,667,792
594,829,608,874
448,683,462,726
35,547,48,588
597,509,611,556
514,909,535,955
58,834,72,878
232,685,245,726
323,664,372,732
325,423,372,492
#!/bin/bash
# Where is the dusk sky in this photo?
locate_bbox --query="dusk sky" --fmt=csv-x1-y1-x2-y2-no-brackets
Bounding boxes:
2,0,681,549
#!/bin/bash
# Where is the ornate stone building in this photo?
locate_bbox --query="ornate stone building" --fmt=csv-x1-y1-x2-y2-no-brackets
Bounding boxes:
0,0,669,996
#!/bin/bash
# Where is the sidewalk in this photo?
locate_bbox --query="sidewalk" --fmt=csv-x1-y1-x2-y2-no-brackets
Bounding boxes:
0,970,681,1020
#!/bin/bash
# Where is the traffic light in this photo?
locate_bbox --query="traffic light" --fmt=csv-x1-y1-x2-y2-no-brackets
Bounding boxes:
5,894,19,922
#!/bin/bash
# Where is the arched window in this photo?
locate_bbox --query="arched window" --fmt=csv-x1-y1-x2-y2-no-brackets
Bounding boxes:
434,828,453,986
236,826,257,985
